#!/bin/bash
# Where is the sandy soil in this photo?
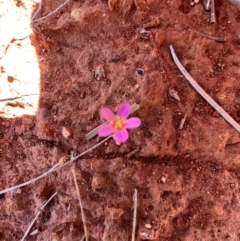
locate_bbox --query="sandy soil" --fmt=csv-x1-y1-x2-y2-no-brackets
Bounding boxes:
1,0,240,240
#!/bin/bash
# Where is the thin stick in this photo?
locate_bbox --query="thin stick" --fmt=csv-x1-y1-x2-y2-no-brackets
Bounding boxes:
80,236,85,241
169,45,240,134
0,94,39,102
126,147,140,159
31,0,71,23
0,135,112,195
72,168,88,241
0,164,59,195
203,0,211,11
179,114,187,130
189,29,226,42
31,0,43,22
210,0,216,24
86,103,140,140
20,192,57,241
131,189,137,241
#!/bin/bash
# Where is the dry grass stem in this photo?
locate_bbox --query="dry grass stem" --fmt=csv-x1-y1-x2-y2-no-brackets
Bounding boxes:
0,164,59,195
72,168,89,241
179,114,187,130
86,103,140,140
0,93,39,102
20,192,57,241
189,29,226,42
126,147,140,159
80,236,86,241
31,0,43,22
203,0,211,10
31,0,71,23
0,135,112,195
210,0,216,23
170,45,240,134
131,189,138,241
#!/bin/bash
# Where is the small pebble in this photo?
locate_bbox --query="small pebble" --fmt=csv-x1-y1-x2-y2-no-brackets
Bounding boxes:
30,229,39,236
145,223,152,229
134,84,139,90
169,88,180,101
16,189,21,194
161,176,166,183
62,127,71,139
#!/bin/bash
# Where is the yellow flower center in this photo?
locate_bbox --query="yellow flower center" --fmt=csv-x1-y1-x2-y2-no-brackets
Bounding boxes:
111,116,126,130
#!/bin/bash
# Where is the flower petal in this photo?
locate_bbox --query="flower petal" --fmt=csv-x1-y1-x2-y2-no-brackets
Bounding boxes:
126,117,141,129
100,107,115,121
117,103,130,118
98,124,114,137
114,129,129,143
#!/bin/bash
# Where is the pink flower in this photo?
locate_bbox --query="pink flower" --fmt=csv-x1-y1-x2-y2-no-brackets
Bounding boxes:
98,103,141,143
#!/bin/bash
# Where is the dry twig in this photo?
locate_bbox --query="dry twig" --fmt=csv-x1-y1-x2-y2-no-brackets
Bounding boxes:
31,0,43,22
0,135,112,195
210,0,216,24
126,147,140,159
179,114,187,130
0,94,39,102
189,29,226,42
169,45,240,134
31,0,71,23
131,189,138,241
20,192,57,241
72,168,89,241
0,164,59,195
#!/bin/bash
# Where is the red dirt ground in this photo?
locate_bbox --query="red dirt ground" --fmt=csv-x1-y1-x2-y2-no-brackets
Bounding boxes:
1,0,240,240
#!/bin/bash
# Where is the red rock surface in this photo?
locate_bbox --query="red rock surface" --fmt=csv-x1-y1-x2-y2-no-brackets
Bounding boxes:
1,0,240,240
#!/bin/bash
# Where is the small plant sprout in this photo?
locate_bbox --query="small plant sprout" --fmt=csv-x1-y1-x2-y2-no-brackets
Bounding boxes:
98,103,141,143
